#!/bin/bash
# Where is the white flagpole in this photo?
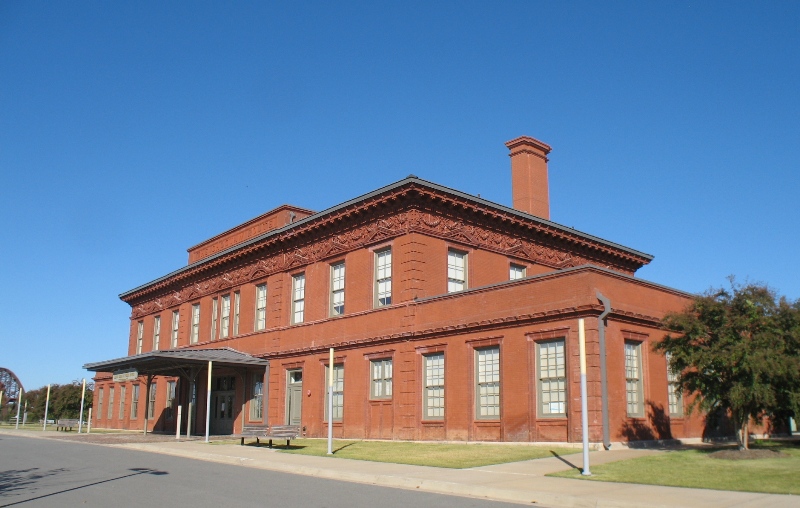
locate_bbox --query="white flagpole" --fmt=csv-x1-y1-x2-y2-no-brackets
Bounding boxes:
205,361,213,443
15,389,23,429
78,379,86,433
43,384,51,431
579,318,591,476
327,347,334,455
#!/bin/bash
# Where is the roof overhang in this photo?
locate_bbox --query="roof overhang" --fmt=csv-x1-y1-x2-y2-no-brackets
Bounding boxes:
83,348,269,378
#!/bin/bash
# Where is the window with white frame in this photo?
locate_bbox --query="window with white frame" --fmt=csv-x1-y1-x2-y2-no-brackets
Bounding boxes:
210,297,218,340
147,382,157,420
447,249,467,293
97,388,104,419
324,364,344,421
255,284,267,331
108,387,115,419
292,274,305,324
152,316,161,350
171,310,179,348
136,321,143,354
423,353,445,420
190,304,200,343
375,248,392,307
370,358,392,399
509,264,526,280
166,381,176,420
233,291,240,336
330,262,345,316
538,340,566,416
666,352,682,416
625,341,644,417
476,347,500,419
220,294,230,338
119,385,126,420
131,385,139,419
250,375,263,420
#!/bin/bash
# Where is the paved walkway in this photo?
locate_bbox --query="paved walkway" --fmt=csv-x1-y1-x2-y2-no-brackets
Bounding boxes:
3,429,797,507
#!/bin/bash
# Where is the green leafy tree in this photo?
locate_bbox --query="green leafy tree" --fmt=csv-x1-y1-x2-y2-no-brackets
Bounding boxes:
18,381,93,422
656,280,800,450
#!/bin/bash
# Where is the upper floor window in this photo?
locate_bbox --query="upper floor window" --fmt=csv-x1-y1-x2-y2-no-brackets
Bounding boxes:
330,262,345,316
210,297,219,341
152,316,161,350
292,274,305,324
255,284,267,331
625,341,644,417
370,358,392,399
476,347,500,419
447,249,467,293
509,264,526,280
220,294,231,339
537,339,566,417
375,249,392,307
190,304,200,344
233,291,241,336
136,321,143,354
171,310,179,348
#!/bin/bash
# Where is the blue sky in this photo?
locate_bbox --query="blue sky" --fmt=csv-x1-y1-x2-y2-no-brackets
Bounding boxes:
1,1,798,391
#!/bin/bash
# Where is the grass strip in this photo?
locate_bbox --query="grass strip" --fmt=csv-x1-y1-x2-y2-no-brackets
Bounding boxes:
549,441,800,495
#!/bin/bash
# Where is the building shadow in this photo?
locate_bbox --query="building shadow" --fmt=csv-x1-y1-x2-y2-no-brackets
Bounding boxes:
619,401,675,448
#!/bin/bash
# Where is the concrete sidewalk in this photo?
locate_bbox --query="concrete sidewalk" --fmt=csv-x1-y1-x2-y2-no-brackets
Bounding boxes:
3,430,798,508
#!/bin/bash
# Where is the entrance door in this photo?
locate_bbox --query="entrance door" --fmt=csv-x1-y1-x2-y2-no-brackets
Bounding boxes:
286,370,303,425
210,376,236,435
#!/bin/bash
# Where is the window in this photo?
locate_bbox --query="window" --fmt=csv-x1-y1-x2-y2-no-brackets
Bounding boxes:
233,291,240,336
666,353,682,417
171,310,179,348
131,385,139,419
97,388,104,420
210,297,218,340
250,376,263,420
152,316,161,350
330,262,345,316
423,353,445,420
625,341,644,417
166,381,176,420
119,385,126,420
292,274,305,324
108,387,115,419
509,264,526,280
476,347,500,419
147,382,157,420
375,249,392,307
370,358,392,399
190,304,200,343
136,321,143,354
220,294,230,338
538,340,566,416
447,249,467,293
324,364,344,422
255,284,267,331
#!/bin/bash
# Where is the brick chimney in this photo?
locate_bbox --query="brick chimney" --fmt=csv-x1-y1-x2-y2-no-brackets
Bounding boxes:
505,136,552,220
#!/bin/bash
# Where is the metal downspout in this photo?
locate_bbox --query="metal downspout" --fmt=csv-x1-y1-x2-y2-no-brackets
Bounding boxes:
596,291,611,450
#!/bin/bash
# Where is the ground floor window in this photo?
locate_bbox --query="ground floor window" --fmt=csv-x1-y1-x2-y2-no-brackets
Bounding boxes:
537,339,566,417
147,382,157,420
423,353,445,420
131,385,139,419
370,358,392,399
625,341,644,417
324,364,344,422
476,347,500,419
666,352,682,417
97,388,104,420
107,387,115,419
250,376,263,420
119,385,126,420
166,381,176,420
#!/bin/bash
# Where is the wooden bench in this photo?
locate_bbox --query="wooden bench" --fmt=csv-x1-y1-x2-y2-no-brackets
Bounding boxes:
56,419,80,431
233,424,300,447
233,424,270,446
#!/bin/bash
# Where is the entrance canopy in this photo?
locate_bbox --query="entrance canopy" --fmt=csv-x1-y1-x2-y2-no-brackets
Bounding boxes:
83,347,269,378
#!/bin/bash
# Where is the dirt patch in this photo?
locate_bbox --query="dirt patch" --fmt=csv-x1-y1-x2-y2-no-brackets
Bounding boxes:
708,449,789,460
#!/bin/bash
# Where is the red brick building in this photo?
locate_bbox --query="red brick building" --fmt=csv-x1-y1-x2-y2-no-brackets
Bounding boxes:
86,136,703,444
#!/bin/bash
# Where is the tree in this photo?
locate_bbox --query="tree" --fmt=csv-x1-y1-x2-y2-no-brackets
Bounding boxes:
19,381,93,422
656,280,800,450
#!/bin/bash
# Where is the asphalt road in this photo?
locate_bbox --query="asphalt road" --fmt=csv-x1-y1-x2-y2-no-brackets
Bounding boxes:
0,434,520,507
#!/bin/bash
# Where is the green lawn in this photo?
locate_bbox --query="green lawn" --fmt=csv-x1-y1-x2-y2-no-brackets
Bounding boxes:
550,441,800,495
269,439,579,469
